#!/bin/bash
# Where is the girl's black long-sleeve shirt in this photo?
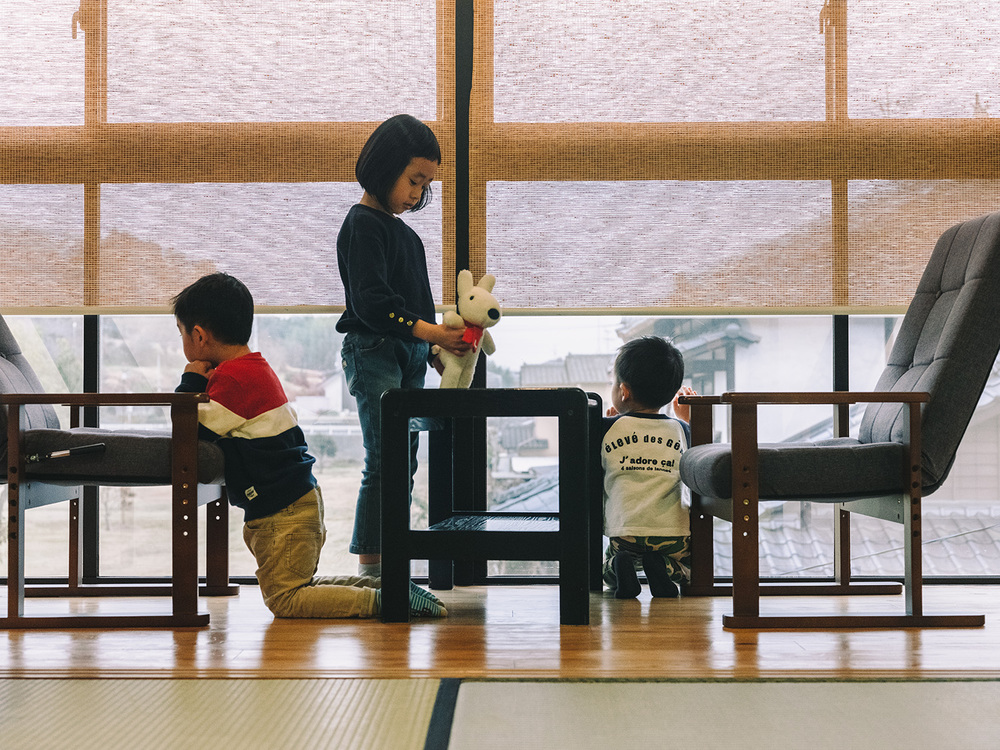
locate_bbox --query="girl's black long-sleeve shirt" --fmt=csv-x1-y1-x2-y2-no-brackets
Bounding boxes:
335,204,436,339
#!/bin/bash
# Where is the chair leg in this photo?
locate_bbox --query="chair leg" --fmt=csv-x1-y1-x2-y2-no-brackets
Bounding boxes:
816,506,902,596
167,402,209,627
683,401,733,597
905,494,921,616
68,496,83,593
202,487,239,596
834,507,850,584
5,490,26,622
683,494,723,596
729,403,760,619
904,408,923,617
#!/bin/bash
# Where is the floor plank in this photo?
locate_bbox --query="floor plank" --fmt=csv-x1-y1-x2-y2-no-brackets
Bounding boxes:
2,584,999,680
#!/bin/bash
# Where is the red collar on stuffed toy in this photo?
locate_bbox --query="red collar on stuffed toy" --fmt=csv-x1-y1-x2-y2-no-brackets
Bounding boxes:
462,321,484,348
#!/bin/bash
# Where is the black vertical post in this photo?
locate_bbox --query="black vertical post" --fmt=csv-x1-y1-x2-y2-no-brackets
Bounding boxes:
80,0,106,583
451,0,487,583
82,315,100,580
833,314,849,430
455,0,473,275
832,313,851,584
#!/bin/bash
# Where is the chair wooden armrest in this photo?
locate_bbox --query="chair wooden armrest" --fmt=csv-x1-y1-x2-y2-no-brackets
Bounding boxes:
719,391,929,405
1,392,209,435
675,394,723,405
0,392,210,407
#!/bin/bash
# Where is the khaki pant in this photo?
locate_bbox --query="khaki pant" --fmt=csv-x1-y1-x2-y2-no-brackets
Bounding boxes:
243,487,379,618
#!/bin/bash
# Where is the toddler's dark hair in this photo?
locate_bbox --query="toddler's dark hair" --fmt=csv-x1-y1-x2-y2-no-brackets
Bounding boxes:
356,114,441,212
613,336,684,410
172,272,254,346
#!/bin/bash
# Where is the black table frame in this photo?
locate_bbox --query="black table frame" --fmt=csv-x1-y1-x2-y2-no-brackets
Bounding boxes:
380,387,595,625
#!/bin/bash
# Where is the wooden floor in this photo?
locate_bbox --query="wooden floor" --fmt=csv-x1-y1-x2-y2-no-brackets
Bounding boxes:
3,583,1000,680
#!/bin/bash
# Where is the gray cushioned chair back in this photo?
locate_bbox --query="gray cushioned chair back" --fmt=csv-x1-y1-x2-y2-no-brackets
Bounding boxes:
0,315,61,438
859,211,1000,493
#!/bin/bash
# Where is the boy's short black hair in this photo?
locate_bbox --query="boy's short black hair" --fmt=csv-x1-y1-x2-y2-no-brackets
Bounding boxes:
613,336,685,411
356,114,441,212
172,273,254,346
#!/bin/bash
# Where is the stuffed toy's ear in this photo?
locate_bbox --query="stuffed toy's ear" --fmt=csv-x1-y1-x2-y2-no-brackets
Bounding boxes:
478,274,496,293
456,269,473,297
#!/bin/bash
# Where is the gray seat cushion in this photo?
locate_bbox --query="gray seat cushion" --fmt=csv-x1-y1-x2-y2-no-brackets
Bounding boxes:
18,428,225,486
679,438,906,501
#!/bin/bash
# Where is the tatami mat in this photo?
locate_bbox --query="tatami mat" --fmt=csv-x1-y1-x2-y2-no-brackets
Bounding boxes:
0,678,439,750
9,677,999,749
447,680,1000,750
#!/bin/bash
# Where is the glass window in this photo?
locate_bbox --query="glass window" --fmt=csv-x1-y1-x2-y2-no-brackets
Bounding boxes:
487,315,835,577
107,1,437,123
95,313,409,578
0,186,85,308
848,180,1000,307
0,1,85,125
10,313,1000,582
494,0,824,122
487,181,833,310
847,315,1000,580
6,316,82,579
848,1,1000,118
7,316,83,396
100,183,445,308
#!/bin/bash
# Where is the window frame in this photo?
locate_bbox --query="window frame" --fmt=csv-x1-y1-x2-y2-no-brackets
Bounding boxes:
3,0,999,584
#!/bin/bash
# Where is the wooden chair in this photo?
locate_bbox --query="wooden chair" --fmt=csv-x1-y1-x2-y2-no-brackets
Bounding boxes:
681,394,902,602
0,315,234,628
379,387,594,625
679,211,1000,628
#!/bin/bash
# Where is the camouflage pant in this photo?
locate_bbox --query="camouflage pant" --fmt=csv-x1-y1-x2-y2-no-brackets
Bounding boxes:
602,535,691,589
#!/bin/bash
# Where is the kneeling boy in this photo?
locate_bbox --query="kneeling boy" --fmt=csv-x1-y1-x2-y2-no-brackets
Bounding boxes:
173,272,445,618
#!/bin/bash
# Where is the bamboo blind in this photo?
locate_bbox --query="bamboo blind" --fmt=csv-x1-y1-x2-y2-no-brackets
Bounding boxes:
472,0,1000,313
1,0,999,313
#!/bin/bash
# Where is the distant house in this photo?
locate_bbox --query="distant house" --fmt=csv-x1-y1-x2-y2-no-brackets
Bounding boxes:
293,371,355,418
516,353,615,463
283,365,367,461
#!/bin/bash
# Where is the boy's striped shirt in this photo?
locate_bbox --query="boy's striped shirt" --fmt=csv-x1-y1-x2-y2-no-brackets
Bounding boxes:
177,352,316,521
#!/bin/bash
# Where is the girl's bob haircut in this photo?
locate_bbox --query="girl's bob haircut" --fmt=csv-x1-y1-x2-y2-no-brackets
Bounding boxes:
356,114,442,213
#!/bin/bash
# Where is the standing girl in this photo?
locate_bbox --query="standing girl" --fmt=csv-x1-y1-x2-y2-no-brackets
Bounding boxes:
336,114,471,576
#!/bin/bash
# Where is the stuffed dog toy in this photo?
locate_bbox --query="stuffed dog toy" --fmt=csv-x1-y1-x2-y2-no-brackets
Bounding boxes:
433,269,501,388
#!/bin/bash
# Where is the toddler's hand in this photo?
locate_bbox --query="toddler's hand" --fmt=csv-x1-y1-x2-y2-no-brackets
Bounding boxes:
672,386,697,423
606,405,619,417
